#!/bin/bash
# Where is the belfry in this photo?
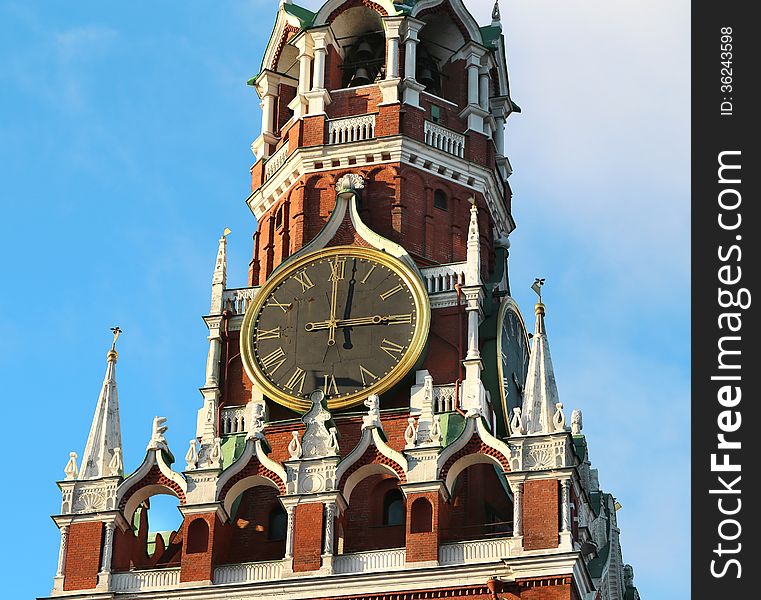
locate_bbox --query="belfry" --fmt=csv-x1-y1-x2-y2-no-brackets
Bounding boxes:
44,1,642,599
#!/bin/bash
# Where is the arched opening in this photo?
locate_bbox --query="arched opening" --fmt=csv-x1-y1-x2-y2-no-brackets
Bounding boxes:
343,473,405,553
113,490,183,571
410,497,433,533
329,7,386,90
443,462,513,543
221,484,287,564
186,518,210,554
417,14,468,105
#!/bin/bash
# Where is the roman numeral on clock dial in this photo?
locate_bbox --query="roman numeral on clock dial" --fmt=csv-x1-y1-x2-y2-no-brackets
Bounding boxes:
380,338,405,358
380,284,403,301
359,365,378,385
260,347,287,374
292,270,314,292
284,367,306,394
257,326,281,340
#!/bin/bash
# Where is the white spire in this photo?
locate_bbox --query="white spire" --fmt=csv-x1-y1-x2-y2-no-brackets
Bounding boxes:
79,328,123,479
465,199,481,286
521,285,561,435
210,228,230,314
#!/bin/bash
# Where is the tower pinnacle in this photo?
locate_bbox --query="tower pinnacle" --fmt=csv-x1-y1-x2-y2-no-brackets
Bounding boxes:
79,329,124,479
491,0,502,28
520,281,561,434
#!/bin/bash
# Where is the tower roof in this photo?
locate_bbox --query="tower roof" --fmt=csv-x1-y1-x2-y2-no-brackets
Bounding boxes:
79,328,123,479
520,290,561,435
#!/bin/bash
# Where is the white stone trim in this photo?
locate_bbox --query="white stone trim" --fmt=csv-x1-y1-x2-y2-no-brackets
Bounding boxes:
247,134,514,238
312,0,400,27
213,559,284,585
334,548,406,574
110,567,181,593
410,0,483,44
116,449,187,523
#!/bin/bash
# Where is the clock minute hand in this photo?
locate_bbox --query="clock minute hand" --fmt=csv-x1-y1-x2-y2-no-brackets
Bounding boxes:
305,314,409,331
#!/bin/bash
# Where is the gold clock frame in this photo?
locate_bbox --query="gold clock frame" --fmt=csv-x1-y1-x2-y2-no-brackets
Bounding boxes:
496,296,531,431
240,246,431,412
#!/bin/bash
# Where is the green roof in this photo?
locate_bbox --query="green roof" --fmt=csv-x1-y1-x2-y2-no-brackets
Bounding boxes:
284,3,316,28
480,25,502,48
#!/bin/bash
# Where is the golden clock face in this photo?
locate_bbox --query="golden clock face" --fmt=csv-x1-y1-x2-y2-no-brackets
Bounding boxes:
240,246,430,412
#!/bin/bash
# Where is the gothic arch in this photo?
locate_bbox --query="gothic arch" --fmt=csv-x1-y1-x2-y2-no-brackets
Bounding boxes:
220,474,282,516
342,462,402,504
117,449,187,523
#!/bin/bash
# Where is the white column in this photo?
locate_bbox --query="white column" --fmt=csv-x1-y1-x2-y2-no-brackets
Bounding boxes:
298,52,312,96
467,61,479,106
261,93,276,135
512,482,523,537
55,525,69,577
99,522,116,574
561,479,571,532
478,68,490,111
494,115,506,155
386,36,400,79
312,47,326,91
204,329,222,387
323,503,336,555
284,505,296,558
404,36,417,80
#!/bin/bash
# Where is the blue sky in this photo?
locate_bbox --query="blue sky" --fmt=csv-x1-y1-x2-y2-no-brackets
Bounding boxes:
0,1,689,597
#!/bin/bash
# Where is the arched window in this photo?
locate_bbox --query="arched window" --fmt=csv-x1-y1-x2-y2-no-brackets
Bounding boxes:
434,189,448,210
268,506,287,541
383,489,405,526
410,498,433,533
186,518,209,554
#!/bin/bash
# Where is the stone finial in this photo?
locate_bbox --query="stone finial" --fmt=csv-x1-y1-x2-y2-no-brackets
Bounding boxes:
336,173,365,192
553,402,566,432
108,447,123,476
185,439,199,471
64,452,79,480
328,427,340,454
246,402,266,441
571,409,583,434
465,199,481,286
210,229,230,314
510,406,526,435
362,394,382,429
288,431,302,459
404,417,418,448
300,390,338,458
491,0,502,26
623,564,634,587
429,414,442,445
208,436,223,469
147,416,169,451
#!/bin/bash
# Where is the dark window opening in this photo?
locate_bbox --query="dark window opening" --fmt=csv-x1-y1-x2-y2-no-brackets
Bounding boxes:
342,34,386,88
434,189,448,210
410,498,433,533
268,507,287,541
383,489,405,526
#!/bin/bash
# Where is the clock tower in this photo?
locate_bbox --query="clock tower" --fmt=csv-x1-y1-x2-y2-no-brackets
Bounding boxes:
44,2,642,600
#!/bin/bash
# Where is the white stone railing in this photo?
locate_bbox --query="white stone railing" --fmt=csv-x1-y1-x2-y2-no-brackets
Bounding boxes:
424,121,465,158
333,548,406,574
264,143,289,179
213,559,283,585
221,405,247,435
111,567,181,592
433,384,459,413
420,262,466,294
328,113,376,144
222,287,258,315
439,537,516,565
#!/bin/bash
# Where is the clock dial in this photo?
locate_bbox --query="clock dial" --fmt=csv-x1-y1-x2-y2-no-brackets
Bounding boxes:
240,246,430,412
496,298,530,428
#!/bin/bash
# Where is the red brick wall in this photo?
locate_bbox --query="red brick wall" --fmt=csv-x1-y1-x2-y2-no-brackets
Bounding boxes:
63,521,102,591
327,86,382,119
221,485,287,564
292,502,324,571
405,492,440,562
180,513,218,582
344,474,405,553
523,479,560,551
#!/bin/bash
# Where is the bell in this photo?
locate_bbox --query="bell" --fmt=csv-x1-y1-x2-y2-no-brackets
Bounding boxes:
355,40,374,60
418,67,435,89
351,66,372,86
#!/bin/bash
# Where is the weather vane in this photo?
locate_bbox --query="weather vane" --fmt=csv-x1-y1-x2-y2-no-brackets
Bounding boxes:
531,278,546,302
110,326,122,350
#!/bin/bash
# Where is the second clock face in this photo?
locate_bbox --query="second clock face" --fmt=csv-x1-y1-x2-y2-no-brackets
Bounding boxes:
241,246,430,412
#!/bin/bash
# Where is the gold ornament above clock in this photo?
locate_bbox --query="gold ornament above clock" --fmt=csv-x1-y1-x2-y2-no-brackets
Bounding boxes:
240,246,430,412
